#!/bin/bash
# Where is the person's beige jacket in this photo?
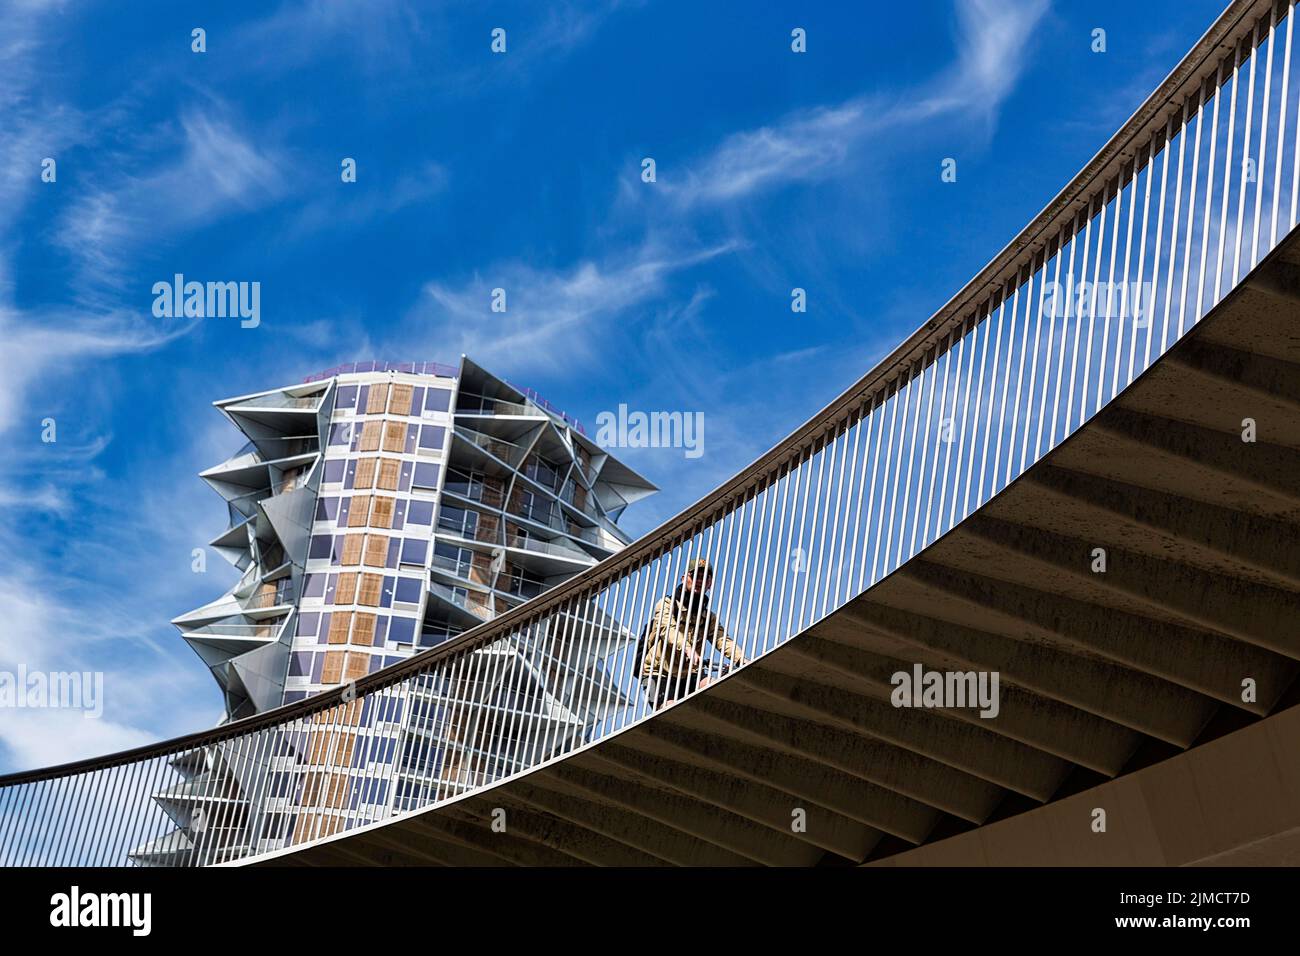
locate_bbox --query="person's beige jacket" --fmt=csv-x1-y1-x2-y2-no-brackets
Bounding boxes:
641,592,744,680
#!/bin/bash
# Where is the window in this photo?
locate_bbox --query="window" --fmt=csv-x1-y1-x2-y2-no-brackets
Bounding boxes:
514,488,546,522
341,534,364,566
365,383,389,414
303,573,326,598
377,458,401,491
289,652,314,678
407,500,434,525
399,538,427,566
435,541,472,577
419,424,445,451
525,455,560,491
357,573,383,606
388,616,416,645
351,612,377,646
363,534,388,567
334,385,358,410
357,420,382,452
354,457,377,489
326,612,352,644
315,497,339,522
394,577,423,604
328,423,352,446
322,459,345,484
382,421,406,452
505,568,543,599
370,496,395,529
413,462,440,490
309,535,334,560
438,505,477,538
424,388,452,413
389,384,414,416
347,495,371,527
335,572,358,605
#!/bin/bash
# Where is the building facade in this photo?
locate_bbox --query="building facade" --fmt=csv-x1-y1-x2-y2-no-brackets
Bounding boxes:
130,358,654,862
174,357,654,717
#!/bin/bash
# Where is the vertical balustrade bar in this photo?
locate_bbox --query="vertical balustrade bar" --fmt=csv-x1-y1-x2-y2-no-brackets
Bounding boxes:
870,380,904,583
1195,69,1222,332
1251,5,1277,270
1091,185,1113,417
1233,20,1261,287
1270,2,1294,249
961,302,994,518
1177,88,1206,342
950,311,981,532
975,290,1009,510
1030,246,1057,468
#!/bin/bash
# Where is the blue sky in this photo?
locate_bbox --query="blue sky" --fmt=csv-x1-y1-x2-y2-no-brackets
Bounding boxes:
0,0,1228,772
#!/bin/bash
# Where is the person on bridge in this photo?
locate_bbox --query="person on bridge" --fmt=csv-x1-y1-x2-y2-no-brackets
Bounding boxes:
639,558,746,709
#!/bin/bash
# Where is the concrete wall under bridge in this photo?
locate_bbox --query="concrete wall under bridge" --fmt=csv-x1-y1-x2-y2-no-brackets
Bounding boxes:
869,702,1300,866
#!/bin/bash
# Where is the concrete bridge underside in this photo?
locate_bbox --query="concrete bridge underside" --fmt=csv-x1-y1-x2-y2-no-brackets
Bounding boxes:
256,238,1300,867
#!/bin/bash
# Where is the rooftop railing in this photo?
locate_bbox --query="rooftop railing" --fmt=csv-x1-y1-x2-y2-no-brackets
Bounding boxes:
0,0,1289,866
302,361,459,383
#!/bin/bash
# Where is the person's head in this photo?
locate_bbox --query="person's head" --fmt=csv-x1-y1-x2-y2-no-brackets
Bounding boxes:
681,558,713,596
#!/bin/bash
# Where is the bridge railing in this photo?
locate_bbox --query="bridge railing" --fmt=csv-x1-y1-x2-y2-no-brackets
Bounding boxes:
2,0,1293,866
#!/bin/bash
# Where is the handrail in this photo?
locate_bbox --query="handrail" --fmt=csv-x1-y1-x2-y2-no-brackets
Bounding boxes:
0,0,1270,790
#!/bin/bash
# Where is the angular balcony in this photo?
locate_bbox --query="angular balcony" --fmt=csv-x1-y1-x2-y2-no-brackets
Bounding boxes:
453,426,526,469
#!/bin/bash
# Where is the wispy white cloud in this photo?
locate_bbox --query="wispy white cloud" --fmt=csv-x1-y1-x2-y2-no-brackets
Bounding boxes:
658,0,1049,211
660,102,869,209
0,306,192,431
410,236,738,373
229,0,636,86
56,110,287,295
913,0,1052,124
0,557,218,772
230,0,428,73
281,160,449,241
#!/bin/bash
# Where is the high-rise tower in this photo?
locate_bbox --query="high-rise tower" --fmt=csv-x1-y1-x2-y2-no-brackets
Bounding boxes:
129,358,654,863
174,357,655,717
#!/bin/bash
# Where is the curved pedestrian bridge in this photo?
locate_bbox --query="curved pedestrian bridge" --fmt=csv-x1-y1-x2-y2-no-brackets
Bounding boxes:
3,0,1299,866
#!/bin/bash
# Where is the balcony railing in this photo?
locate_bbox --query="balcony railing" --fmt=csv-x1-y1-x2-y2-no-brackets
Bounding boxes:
0,0,1287,867
428,581,493,620
455,392,535,418
228,393,322,411
505,532,592,562
243,587,294,610
178,619,287,640
442,474,506,509
453,426,524,467
302,361,459,383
